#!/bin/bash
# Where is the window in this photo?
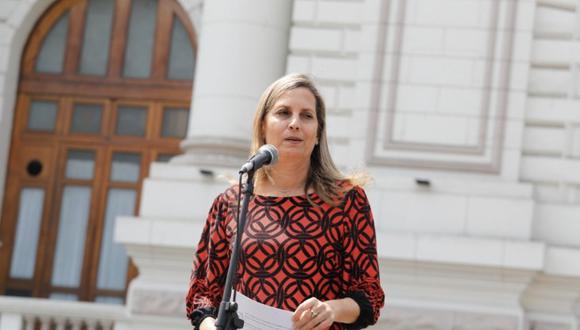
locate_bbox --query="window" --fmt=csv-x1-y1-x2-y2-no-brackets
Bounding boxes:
0,0,196,303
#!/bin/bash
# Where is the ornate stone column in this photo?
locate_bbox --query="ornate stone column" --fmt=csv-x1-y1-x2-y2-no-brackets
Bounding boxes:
176,0,292,167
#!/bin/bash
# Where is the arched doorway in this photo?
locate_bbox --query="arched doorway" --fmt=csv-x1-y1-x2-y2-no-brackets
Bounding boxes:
0,0,196,304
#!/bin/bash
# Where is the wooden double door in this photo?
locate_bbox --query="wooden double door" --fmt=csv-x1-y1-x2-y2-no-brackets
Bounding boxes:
0,95,189,303
0,0,196,303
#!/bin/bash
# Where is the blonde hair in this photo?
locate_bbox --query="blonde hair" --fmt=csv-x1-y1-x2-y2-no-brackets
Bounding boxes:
250,73,365,204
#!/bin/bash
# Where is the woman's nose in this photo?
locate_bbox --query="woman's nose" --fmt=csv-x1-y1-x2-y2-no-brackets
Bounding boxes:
289,116,300,130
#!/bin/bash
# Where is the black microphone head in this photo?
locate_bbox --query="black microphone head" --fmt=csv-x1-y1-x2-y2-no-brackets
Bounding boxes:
259,144,279,166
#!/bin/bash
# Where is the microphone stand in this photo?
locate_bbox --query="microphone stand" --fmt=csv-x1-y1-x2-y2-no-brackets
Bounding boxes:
215,170,254,330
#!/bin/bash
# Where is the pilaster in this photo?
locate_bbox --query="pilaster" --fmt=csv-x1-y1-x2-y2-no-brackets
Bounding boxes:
176,0,292,167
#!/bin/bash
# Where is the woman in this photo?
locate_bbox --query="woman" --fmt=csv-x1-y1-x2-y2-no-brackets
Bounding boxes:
186,73,385,330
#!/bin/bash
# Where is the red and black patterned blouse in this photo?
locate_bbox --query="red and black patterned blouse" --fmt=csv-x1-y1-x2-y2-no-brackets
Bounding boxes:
186,184,385,329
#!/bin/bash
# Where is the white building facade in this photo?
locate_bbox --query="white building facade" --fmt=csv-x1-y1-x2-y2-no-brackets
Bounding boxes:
1,0,580,329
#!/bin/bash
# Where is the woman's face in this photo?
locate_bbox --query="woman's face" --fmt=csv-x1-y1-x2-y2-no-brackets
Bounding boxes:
262,87,318,163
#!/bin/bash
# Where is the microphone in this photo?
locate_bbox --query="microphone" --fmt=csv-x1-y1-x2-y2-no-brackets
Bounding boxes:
239,144,279,174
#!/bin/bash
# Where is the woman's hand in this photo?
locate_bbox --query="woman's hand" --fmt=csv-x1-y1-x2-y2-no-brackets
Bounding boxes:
199,317,217,330
292,297,335,330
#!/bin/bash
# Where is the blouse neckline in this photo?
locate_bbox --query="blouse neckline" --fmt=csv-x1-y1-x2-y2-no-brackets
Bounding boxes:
253,192,317,199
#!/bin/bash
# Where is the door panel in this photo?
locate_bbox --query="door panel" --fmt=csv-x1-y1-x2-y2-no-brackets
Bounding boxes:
9,188,45,280
96,188,136,291
0,0,196,303
51,185,92,288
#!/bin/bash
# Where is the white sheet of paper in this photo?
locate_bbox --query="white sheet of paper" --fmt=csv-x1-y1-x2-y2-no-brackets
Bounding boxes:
234,291,294,330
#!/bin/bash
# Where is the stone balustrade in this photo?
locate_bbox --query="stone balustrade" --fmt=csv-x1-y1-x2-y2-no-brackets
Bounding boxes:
0,296,126,330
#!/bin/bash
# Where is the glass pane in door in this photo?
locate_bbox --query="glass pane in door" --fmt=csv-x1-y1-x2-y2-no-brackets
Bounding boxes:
161,107,188,138
111,153,141,183
27,101,58,132
71,103,102,134
123,0,158,78
96,189,136,290
79,0,115,76
51,186,91,287
168,17,194,80
65,150,95,180
36,12,70,73
9,188,45,279
115,106,147,136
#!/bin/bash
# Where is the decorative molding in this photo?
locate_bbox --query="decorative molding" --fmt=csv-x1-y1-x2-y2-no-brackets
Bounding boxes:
522,273,580,315
527,321,572,330
378,306,519,330
129,288,184,317
365,0,518,173
176,136,249,167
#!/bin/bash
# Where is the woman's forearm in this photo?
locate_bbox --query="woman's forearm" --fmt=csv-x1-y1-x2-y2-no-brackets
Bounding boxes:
326,297,360,324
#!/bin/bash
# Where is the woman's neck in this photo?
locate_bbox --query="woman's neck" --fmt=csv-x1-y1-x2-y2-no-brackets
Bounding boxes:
256,159,311,196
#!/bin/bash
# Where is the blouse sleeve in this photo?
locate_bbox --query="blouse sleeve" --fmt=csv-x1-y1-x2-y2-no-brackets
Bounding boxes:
341,186,385,329
185,193,232,328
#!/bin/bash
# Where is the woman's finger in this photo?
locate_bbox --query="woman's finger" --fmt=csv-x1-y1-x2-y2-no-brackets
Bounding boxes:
295,302,334,330
292,297,317,322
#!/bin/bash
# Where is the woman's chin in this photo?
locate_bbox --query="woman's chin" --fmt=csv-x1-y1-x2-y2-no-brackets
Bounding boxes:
277,149,311,161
